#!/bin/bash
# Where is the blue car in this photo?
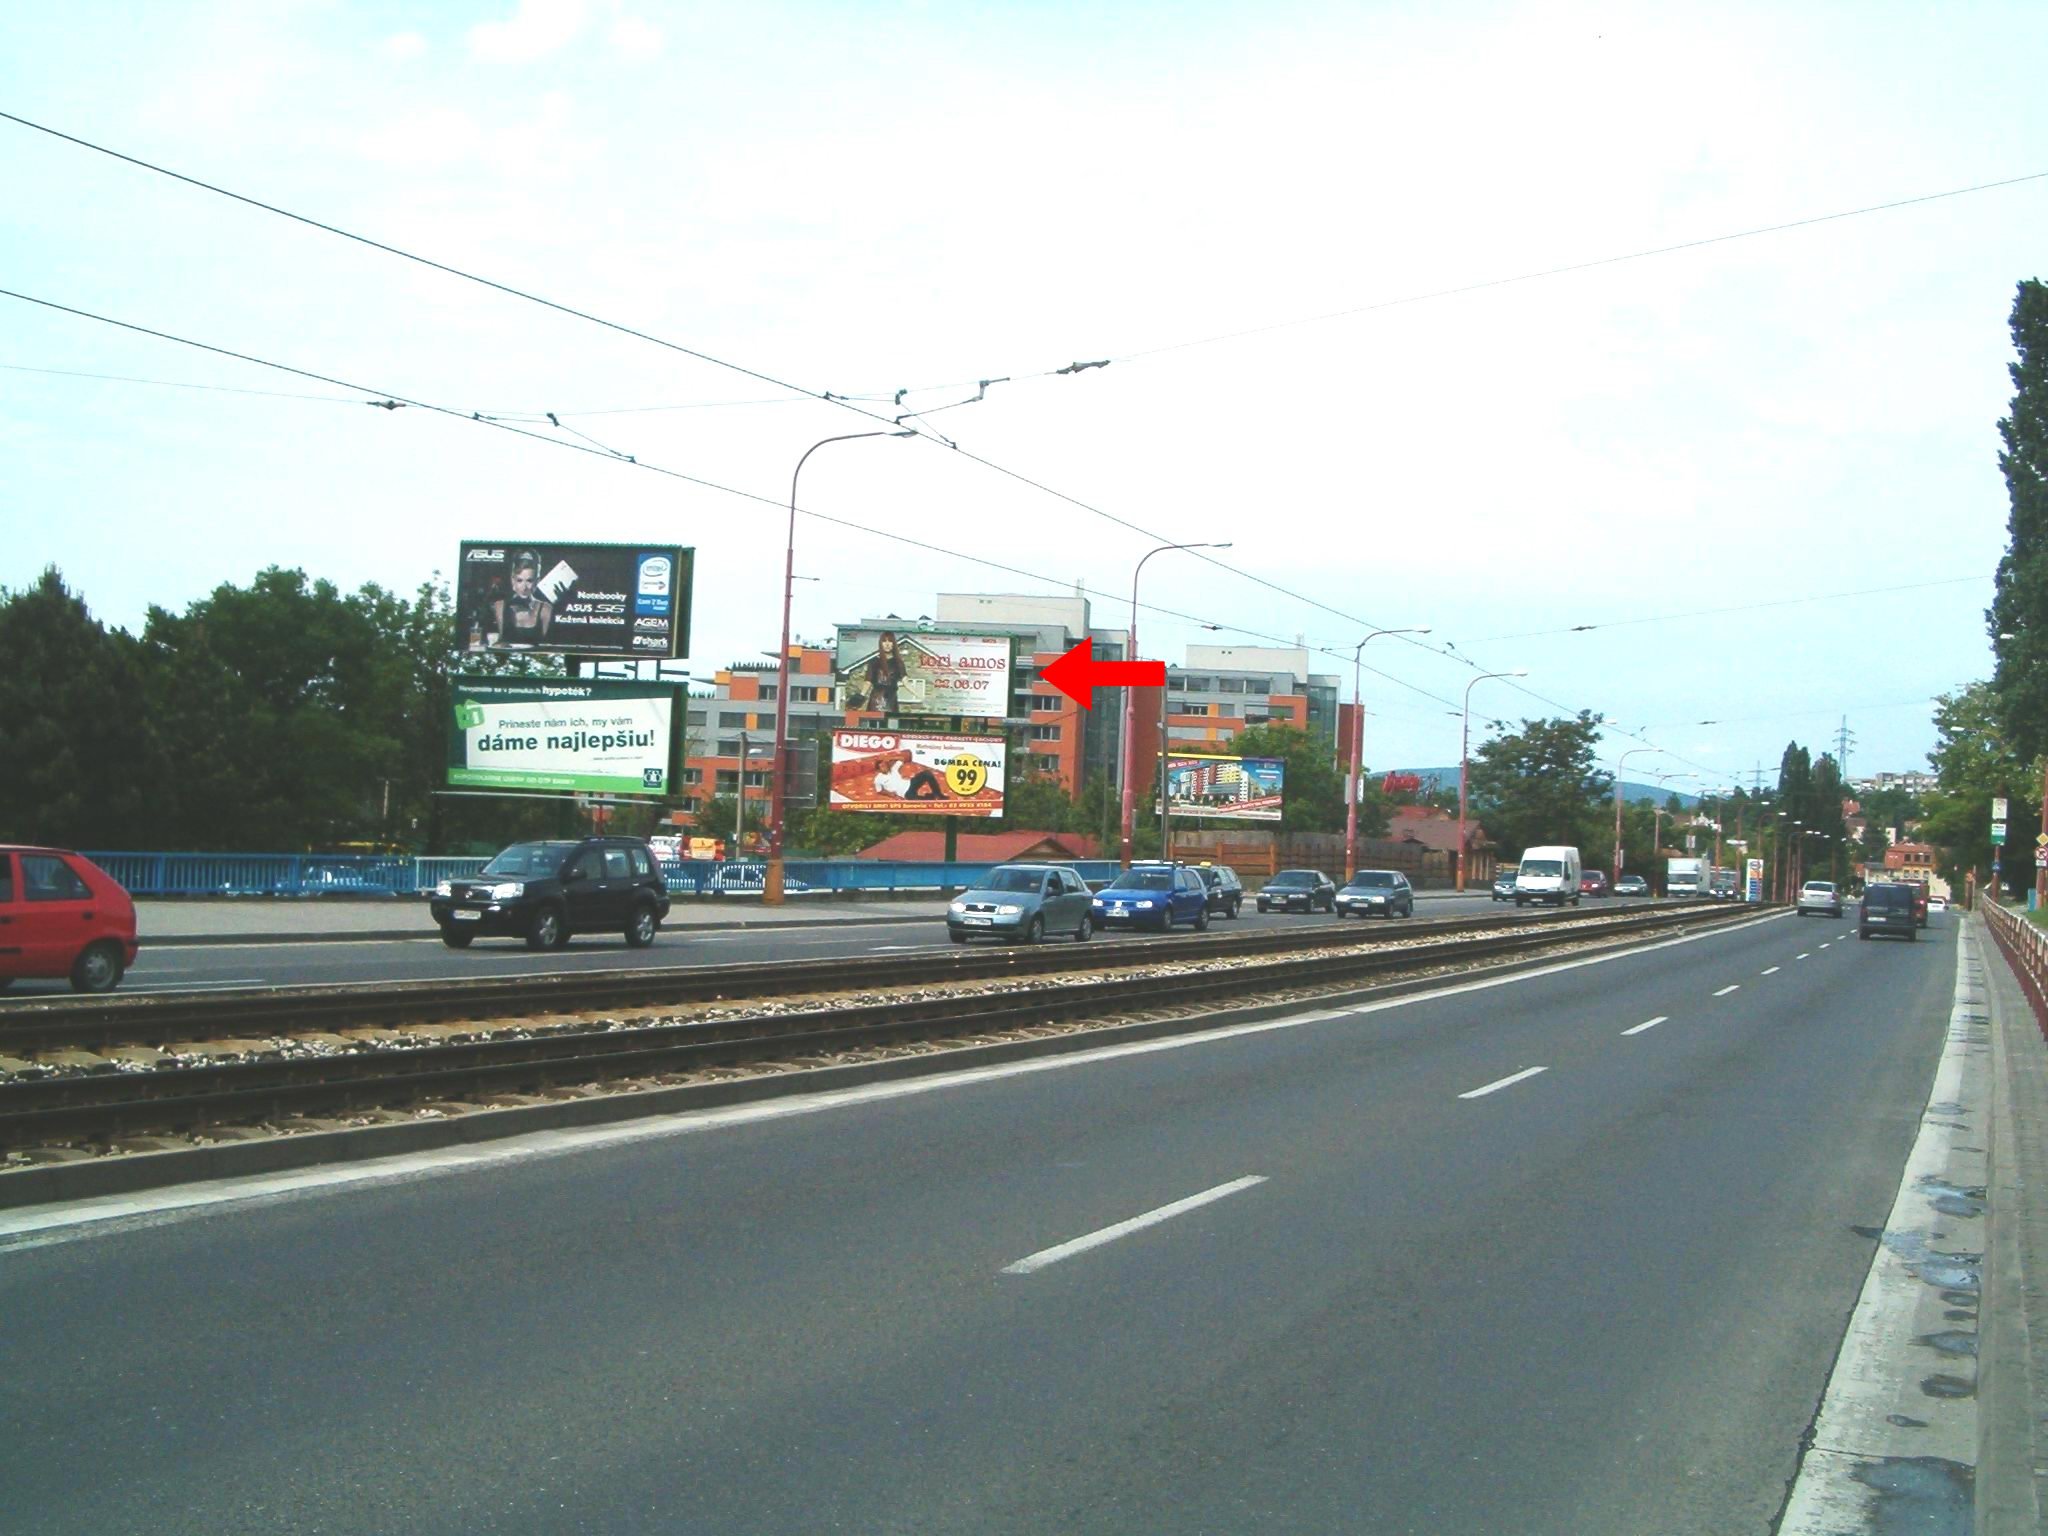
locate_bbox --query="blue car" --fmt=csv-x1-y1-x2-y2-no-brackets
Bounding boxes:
1091,864,1211,933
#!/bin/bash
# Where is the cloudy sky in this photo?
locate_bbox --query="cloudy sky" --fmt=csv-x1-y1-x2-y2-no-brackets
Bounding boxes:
4,0,2043,789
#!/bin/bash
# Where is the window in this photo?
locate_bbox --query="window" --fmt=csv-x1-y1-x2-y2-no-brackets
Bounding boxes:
1216,703,1238,717
0,856,11,904
687,710,707,726
1179,703,1210,716
603,848,631,879
630,847,653,876
813,686,834,703
1034,755,1060,774
1183,676,1212,693
1244,678,1269,695
1244,713,1270,726
717,738,743,755
1030,724,1062,741
21,854,90,902
570,850,605,881
715,770,739,792
744,771,768,788
1217,677,1245,693
757,685,778,701
681,768,703,785
719,711,748,729
678,795,701,811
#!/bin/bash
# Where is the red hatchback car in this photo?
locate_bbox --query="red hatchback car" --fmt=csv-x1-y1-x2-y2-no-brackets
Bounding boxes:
0,846,139,993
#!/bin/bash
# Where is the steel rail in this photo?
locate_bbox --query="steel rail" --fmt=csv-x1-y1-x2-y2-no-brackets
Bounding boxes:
0,902,1710,1053
0,904,1755,1146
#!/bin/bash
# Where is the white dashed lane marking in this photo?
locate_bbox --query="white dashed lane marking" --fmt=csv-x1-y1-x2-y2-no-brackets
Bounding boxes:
1761,966,1781,975
1621,1016,1668,1037
1458,1066,1548,1099
1002,1175,1268,1275
1713,984,1740,997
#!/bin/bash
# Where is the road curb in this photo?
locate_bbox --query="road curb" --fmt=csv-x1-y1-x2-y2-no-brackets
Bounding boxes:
0,911,1767,1213
145,911,938,947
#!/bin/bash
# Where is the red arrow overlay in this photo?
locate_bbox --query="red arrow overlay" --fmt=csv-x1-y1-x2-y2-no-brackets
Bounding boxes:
1039,638,1166,709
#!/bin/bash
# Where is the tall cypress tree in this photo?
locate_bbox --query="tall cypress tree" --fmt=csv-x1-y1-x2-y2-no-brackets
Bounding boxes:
1990,279,2048,760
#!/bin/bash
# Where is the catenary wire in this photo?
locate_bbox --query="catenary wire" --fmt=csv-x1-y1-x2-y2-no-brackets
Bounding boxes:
1475,574,1992,640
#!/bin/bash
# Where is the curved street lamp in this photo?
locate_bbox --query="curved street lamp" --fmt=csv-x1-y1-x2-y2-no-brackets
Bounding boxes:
1347,626,1431,879
1457,669,1527,891
1119,541,1232,868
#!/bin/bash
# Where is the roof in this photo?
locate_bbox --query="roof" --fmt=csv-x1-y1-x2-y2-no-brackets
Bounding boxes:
852,829,1102,862
1391,818,1486,853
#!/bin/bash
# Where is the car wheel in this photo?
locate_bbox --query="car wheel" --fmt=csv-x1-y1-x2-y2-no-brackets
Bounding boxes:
70,940,124,994
949,930,968,944
624,904,659,948
526,905,566,951
1230,897,1242,918
1193,905,1209,932
1858,929,1870,940
1020,915,1045,945
1075,914,1092,942
1257,902,1267,913
440,928,475,949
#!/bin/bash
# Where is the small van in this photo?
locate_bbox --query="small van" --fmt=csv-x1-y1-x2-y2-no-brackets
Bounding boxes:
1515,846,1583,907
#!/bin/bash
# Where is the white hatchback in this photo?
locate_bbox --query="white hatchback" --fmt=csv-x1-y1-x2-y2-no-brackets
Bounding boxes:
1796,880,1843,917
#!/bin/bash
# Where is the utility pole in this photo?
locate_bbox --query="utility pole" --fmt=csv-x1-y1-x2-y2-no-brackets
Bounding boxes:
1834,715,1855,780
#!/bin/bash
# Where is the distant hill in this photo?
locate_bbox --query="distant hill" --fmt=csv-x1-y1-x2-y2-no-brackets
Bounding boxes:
1389,767,1700,809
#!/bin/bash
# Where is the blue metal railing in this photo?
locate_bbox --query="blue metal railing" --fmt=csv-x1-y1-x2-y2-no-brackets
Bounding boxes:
83,852,1124,899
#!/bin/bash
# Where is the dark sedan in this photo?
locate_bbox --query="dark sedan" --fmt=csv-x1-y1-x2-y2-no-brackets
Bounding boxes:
1256,869,1336,913
1614,874,1651,897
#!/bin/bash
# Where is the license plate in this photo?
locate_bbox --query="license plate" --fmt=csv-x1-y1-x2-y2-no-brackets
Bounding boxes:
452,909,481,921
964,916,993,926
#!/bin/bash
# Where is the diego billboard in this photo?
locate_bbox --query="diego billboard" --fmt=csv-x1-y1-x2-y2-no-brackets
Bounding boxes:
833,628,1014,720
828,730,1006,817
457,540,692,660
1160,754,1286,821
449,676,678,795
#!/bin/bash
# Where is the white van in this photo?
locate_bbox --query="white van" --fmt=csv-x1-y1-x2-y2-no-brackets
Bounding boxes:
1515,846,1582,907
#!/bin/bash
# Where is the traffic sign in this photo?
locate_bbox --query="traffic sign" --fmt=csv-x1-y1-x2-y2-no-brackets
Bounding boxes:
1992,822,2008,845
2038,831,2048,849
2038,848,2048,869
1994,797,2010,821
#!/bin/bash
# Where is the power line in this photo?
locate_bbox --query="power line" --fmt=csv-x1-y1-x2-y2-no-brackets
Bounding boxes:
1108,170,2048,365
1474,574,1991,641
1,359,362,403
0,284,1474,725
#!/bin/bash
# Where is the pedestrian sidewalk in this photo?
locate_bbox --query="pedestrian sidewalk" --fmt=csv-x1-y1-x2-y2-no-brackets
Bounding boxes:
137,897,949,945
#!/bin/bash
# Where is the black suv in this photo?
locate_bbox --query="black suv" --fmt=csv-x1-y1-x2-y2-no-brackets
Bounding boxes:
1193,864,1245,918
431,838,673,950
1857,881,1917,942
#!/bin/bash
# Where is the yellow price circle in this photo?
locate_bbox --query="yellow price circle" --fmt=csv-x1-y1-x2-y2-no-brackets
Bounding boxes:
946,754,987,797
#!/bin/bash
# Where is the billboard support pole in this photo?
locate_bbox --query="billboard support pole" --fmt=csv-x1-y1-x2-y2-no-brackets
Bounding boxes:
768,431,911,903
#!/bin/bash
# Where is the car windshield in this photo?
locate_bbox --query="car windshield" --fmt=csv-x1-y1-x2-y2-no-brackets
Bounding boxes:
1196,869,1222,886
1106,870,1173,891
979,869,1047,893
1347,872,1396,888
481,842,573,877
1520,860,1564,877
1270,872,1315,887
1866,886,1911,907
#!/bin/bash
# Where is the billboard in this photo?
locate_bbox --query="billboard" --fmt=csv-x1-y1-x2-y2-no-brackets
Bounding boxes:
833,628,1014,720
828,729,1007,817
457,540,692,659
448,676,678,795
1160,754,1286,821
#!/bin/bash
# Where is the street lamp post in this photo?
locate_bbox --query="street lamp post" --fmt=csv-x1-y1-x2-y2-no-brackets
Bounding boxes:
1119,541,1232,868
1612,748,1664,888
1347,626,1431,880
767,430,913,904
1457,669,1528,891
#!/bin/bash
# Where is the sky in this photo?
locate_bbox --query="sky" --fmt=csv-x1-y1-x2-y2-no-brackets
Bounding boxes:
3,0,2044,793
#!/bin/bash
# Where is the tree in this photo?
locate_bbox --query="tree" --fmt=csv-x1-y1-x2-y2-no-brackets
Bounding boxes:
1990,279,2048,764
1466,712,1610,858
0,568,162,848
998,769,1077,833
1922,680,2038,890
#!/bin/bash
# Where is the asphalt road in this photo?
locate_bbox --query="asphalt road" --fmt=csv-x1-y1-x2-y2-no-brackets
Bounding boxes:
4,893,1517,995
0,908,1958,1534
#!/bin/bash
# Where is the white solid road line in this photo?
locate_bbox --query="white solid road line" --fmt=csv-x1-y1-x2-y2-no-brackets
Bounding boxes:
1621,1015,1668,1036
1458,1066,1548,1099
1761,966,1781,975
1001,1175,1268,1275
1713,984,1740,996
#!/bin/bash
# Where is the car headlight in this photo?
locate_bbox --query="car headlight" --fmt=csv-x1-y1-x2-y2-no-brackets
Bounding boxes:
949,900,966,913
435,880,453,897
1091,897,1105,907
996,903,1022,916
489,882,525,900
1135,899,1155,909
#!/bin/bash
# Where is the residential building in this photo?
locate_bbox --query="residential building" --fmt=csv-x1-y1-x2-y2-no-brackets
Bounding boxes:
1161,645,1339,758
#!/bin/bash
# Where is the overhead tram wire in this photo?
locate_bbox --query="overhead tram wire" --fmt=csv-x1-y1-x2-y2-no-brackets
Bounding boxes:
0,109,1602,682
1475,573,1992,641
0,284,1474,724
